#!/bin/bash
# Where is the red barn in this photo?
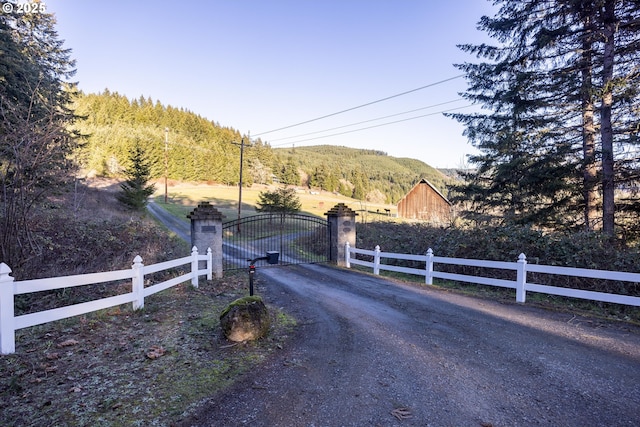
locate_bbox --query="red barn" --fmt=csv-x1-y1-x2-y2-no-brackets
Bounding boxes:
397,179,451,223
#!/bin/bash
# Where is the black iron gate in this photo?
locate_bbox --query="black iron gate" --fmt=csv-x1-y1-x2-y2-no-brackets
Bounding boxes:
222,213,331,270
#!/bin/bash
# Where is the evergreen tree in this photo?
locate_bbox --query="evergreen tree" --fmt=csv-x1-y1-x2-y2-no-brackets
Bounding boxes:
117,145,156,210
450,0,640,234
326,165,341,192
278,157,299,186
350,167,369,200
73,92,267,186
0,6,78,266
310,164,328,189
255,187,301,214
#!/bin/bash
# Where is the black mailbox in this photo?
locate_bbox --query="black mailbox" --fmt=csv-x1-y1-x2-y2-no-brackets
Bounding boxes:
266,251,279,265
248,251,280,296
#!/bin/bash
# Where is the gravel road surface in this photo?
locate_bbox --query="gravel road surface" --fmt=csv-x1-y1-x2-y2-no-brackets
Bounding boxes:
147,200,190,242
179,263,640,427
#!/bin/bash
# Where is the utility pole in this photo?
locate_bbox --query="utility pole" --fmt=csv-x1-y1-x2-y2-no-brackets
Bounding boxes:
232,135,251,233
164,128,169,204
238,137,244,231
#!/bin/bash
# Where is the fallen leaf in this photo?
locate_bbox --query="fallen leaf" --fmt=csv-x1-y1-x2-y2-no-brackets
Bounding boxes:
391,407,412,421
57,339,79,348
146,345,166,359
42,364,58,373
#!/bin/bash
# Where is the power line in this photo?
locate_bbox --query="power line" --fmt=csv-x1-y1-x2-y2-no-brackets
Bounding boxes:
253,75,464,137
270,104,473,147
267,99,465,143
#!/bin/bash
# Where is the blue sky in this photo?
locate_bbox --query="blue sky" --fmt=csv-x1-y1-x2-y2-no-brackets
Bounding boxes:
46,0,495,168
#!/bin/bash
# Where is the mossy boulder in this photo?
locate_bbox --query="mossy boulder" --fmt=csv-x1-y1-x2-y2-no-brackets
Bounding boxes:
219,296,270,342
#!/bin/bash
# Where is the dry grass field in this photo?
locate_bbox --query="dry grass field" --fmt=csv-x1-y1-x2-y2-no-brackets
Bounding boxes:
152,180,399,223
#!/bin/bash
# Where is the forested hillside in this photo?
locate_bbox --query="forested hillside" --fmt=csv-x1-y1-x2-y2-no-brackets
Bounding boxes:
73,91,451,204
273,145,450,203
72,90,273,184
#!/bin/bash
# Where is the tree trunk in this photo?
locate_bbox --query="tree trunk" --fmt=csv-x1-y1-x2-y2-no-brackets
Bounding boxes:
600,0,616,236
581,11,598,231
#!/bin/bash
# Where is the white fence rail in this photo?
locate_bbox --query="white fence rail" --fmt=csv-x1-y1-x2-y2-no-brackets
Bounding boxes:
345,242,640,308
0,246,212,354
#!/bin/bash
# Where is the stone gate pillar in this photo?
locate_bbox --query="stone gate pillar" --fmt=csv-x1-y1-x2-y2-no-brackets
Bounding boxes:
187,202,225,278
325,203,357,267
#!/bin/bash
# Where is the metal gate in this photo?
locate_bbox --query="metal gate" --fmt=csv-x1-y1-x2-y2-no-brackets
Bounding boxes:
222,213,331,270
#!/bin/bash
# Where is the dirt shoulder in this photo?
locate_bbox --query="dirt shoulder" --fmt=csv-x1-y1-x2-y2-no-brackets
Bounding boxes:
0,272,296,427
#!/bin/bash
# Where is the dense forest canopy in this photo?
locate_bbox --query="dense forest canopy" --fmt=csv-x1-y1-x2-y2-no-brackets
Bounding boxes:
72,90,271,185
73,91,451,204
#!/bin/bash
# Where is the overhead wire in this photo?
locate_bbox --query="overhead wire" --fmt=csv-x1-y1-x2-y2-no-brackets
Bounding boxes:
252,75,465,137
270,104,474,147
267,98,466,143
165,75,469,153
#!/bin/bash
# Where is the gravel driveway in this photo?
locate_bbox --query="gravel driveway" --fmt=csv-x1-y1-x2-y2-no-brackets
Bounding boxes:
145,204,640,426
178,263,640,427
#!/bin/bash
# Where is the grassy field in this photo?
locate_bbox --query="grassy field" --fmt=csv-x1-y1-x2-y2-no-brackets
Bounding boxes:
152,181,399,223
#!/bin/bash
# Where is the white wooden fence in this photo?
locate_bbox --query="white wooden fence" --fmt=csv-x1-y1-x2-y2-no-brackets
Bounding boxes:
0,246,212,354
345,242,640,307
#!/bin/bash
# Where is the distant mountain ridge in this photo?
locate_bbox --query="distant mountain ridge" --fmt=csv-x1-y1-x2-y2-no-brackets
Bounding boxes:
273,145,451,204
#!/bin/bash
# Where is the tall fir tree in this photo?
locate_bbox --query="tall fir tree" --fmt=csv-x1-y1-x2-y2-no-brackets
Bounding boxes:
450,0,640,235
117,145,156,210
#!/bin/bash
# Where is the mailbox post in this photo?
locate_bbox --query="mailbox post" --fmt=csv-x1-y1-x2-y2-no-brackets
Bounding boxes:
248,251,279,296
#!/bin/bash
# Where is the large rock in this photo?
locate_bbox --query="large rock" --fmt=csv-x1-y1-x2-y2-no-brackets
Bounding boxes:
219,296,270,342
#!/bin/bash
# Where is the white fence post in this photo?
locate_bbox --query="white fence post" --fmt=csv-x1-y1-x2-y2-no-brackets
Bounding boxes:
0,263,16,354
516,253,527,303
373,245,381,275
132,256,144,310
206,247,213,281
425,248,434,285
345,241,351,268
191,246,199,288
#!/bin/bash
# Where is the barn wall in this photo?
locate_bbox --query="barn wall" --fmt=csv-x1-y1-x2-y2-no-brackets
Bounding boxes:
397,182,451,223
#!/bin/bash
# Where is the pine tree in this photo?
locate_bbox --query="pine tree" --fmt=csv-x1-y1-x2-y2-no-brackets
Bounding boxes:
117,146,156,210
278,157,299,186
350,167,369,201
450,0,640,234
255,187,301,214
